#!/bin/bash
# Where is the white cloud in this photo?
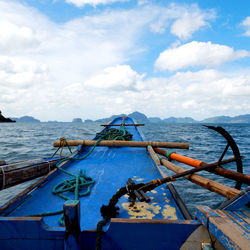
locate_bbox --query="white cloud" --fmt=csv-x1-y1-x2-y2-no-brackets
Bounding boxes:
0,56,48,88
84,65,145,90
65,0,124,7
59,68,250,120
0,21,40,54
0,1,249,121
149,3,215,38
65,0,214,41
171,11,210,40
241,16,250,36
130,69,250,119
0,1,152,120
138,0,148,6
155,41,250,71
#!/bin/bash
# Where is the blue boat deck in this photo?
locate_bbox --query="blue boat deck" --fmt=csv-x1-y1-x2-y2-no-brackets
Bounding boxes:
1,116,249,249
2,117,185,231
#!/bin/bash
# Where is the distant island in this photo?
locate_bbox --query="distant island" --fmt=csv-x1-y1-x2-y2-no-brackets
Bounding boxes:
72,118,83,123
7,112,250,123
12,116,41,123
0,111,15,123
85,111,250,124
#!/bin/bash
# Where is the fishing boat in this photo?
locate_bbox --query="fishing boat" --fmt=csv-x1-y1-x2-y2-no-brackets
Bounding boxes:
0,116,249,249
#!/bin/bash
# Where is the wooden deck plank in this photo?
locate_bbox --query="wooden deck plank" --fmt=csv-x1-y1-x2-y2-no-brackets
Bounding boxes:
196,206,250,249
237,211,250,224
223,210,250,233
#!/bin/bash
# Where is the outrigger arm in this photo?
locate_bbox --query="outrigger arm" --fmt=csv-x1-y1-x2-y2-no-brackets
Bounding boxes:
204,125,244,189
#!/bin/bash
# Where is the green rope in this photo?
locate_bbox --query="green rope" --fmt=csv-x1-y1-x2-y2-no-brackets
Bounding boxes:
27,127,133,226
96,127,132,141
52,169,94,201
165,150,176,161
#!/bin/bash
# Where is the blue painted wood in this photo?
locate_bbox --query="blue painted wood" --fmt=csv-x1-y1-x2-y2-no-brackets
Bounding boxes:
4,117,185,228
0,217,64,250
0,116,201,249
102,219,200,250
77,219,201,250
225,210,250,232
64,200,80,250
219,186,250,211
195,206,250,249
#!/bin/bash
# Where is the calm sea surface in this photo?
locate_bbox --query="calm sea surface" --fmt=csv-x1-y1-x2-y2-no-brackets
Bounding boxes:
0,122,249,215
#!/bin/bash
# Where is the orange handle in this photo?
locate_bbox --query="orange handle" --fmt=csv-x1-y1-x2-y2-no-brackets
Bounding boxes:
153,147,203,167
170,153,203,168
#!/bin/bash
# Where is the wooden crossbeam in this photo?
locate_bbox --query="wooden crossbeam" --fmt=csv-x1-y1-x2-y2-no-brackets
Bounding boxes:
101,124,145,127
53,140,189,149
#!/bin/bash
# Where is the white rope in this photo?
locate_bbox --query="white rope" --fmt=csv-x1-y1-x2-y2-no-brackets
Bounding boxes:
47,161,51,172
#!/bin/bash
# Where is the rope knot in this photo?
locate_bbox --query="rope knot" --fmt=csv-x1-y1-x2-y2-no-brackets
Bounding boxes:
100,204,120,219
51,137,72,158
59,137,67,147
152,179,162,185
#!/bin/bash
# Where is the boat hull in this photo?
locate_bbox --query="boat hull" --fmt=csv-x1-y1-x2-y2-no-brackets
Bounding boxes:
3,116,247,249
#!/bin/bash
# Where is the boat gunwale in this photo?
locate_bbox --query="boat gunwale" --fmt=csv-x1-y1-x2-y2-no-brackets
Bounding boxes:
0,158,71,215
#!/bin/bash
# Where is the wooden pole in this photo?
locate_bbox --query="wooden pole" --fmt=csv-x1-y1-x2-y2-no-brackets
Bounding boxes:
154,148,250,185
53,140,189,149
0,159,59,190
0,158,44,172
0,160,6,166
64,200,81,249
160,158,240,199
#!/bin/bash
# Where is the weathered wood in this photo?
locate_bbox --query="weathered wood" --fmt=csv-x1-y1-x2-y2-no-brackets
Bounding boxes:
110,218,199,224
0,161,57,189
0,158,44,172
160,158,240,199
147,146,161,166
196,206,250,249
199,162,250,185
64,200,81,249
154,147,250,185
0,167,57,215
0,157,70,215
53,140,189,149
0,160,6,166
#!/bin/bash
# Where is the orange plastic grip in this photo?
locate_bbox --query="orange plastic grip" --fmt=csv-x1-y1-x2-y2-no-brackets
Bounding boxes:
170,153,203,168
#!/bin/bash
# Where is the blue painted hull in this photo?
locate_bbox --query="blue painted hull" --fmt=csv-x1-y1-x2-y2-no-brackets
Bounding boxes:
0,116,249,249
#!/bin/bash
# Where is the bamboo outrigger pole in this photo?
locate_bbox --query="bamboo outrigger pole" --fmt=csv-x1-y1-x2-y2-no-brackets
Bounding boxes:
155,156,241,199
53,140,189,149
154,148,250,185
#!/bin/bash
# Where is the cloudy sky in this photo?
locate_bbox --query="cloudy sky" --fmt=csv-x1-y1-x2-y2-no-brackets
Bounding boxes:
0,0,250,121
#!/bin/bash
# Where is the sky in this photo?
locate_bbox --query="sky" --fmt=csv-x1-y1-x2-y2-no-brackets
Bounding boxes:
0,0,250,121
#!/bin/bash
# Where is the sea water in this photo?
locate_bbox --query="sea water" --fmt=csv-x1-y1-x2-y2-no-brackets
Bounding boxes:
0,122,249,215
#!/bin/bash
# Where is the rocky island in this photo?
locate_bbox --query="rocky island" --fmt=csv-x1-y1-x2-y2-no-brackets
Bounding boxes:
72,118,83,123
0,111,15,123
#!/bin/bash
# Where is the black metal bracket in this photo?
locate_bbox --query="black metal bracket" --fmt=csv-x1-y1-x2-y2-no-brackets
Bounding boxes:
204,125,243,190
127,178,151,203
